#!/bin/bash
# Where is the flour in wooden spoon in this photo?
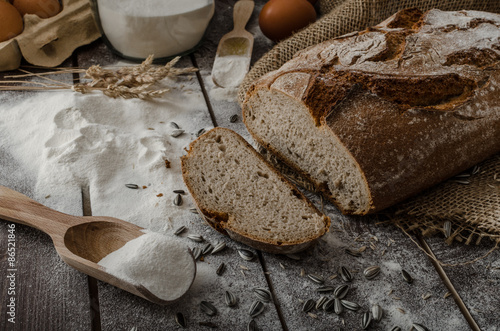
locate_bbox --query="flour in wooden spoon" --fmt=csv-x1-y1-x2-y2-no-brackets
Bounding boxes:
98,231,196,301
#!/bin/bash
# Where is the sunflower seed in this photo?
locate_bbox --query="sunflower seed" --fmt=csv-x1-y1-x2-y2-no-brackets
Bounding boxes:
173,189,186,194
224,290,237,307
211,242,226,254
187,234,204,242
189,208,199,214
196,128,206,137
334,298,344,315
323,298,335,312
216,262,225,276
444,221,452,238
454,179,470,185
333,284,349,299
472,165,480,175
230,114,239,123
174,226,187,236
253,288,272,303
390,327,402,331
171,129,185,137
174,194,183,206
200,301,217,316
302,299,315,313
170,121,180,129
364,266,381,280
317,285,335,293
422,292,432,300
247,319,258,331
249,301,265,317
192,247,202,260
202,243,213,255
372,304,383,322
455,173,471,178
125,184,139,189
412,323,430,331
130,327,137,331
345,248,362,257
238,249,255,261
361,312,372,330
316,296,328,310
340,266,353,282
307,273,325,284
402,269,413,284
175,312,187,328
341,300,360,311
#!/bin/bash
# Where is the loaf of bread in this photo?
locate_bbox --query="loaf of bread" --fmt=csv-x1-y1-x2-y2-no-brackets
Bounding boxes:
181,128,330,254
242,8,500,215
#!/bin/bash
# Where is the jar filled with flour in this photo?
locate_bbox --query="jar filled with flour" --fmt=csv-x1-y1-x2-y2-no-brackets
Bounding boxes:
92,0,215,60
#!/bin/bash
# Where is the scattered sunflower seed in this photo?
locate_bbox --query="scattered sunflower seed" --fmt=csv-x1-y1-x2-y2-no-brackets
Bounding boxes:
317,285,335,293
390,327,402,331
225,290,237,307
364,266,381,280
169,122,180,129
253,288,272,303
444,291,452,299
307,273,325,284
130,327,137,331
345,248,362,257
216,263,225,276
247,319,258,331
249,301,265,317
454,173,471,178
202,243,213,255
334,284,349,299
302,299,315,313
189,208,199,214
238,249,255,261
372,304,383,322
323,298,335,313
316,296,328,310
307,312,318,319
174,225,187,236
196,128,206,137
200,301,217,316
187,234,204,242
173,189,186,194
412,323,430,331
422,293,432,300
341,300,360,311
174,194,183,206
402,269,413,284
340,266,353,282
300,268,306,277
211,242,227,254
444,221,452,238
192,247,202,260
125,184,139,189
230,114,239,123
454,179,470,185
175,312,187,328
472,165,480,175
171,129,185,137
334,298,344,315
361,312,372,330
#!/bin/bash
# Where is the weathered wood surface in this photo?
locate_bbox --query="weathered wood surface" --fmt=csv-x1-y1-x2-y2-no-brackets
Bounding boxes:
0,0,499,330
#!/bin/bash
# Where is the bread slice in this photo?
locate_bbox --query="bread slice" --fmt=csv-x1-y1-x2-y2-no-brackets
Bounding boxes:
242,9,500,215
181,127,330,254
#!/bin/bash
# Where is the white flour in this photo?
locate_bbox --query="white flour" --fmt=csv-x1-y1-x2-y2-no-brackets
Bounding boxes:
211,55,250,88
98,231,196,301
97,0,214,58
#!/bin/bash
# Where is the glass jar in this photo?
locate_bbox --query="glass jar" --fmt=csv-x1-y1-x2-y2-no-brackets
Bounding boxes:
91,0,215,61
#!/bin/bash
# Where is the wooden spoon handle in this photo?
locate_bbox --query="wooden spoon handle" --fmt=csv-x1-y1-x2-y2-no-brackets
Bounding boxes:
0,185,82,238
233,0,254,32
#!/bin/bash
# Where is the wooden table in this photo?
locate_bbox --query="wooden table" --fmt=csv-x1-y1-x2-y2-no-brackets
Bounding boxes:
1,1,499,330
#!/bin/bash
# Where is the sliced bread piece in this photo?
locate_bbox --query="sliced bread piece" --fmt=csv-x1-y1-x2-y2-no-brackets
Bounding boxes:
181,127,330,254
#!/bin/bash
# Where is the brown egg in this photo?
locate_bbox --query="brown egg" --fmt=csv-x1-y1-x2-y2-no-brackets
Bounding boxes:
0,2,24,42
259,0,317,42
13,0,61,19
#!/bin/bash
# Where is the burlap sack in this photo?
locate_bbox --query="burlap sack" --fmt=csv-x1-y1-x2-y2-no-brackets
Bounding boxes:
241,0,500,246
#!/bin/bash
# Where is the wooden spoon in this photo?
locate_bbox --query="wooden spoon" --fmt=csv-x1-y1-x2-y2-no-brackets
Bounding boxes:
212,0,254,87
0,185,172,305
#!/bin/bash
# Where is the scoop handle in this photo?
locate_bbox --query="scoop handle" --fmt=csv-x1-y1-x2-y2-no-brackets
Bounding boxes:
0,185,81,238
233,0,254,32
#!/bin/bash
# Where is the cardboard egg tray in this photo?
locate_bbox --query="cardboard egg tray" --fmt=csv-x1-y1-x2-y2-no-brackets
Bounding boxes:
0,0,101,71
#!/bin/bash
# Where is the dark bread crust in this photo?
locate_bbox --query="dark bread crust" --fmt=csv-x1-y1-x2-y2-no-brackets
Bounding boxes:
243,8,500,214
180,127,331,254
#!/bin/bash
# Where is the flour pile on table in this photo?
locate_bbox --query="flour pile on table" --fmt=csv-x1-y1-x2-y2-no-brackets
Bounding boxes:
0,75,212,231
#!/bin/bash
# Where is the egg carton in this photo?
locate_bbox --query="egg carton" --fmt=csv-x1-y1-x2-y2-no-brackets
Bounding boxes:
0,0,101,71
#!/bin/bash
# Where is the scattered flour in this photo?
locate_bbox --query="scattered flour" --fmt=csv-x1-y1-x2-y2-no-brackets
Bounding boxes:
98,231,196,301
